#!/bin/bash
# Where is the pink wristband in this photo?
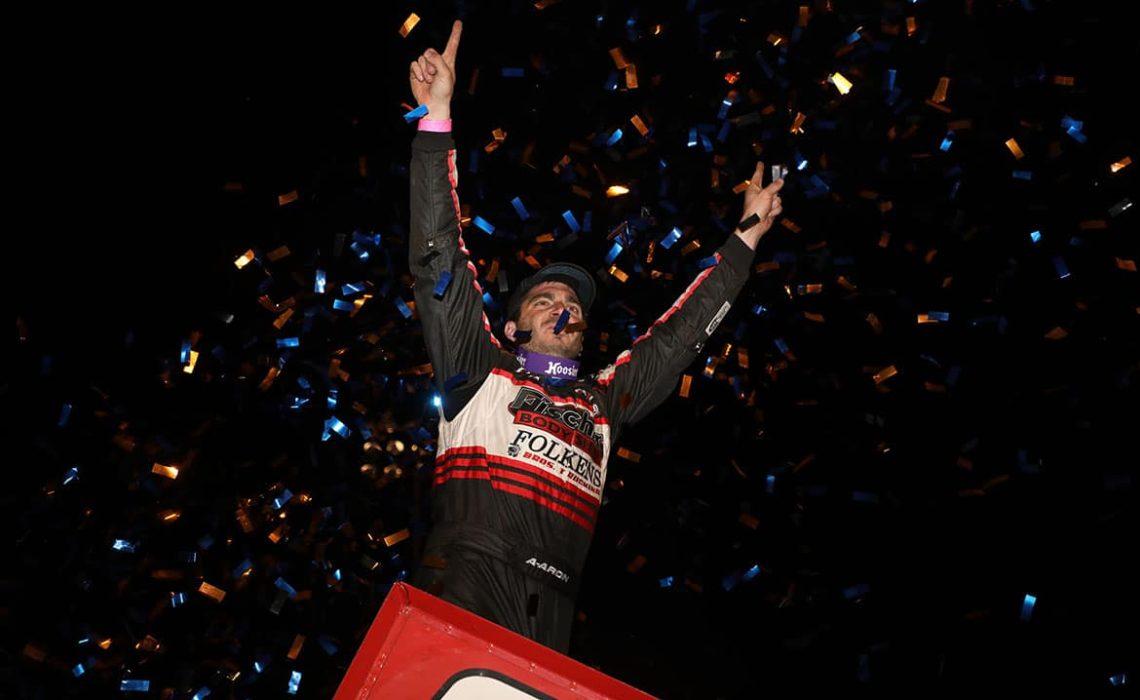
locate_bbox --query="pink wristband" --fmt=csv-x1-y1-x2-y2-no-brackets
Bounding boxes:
418,118,452,133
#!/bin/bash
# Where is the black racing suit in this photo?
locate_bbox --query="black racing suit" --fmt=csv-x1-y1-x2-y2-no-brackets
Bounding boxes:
409,130,757,653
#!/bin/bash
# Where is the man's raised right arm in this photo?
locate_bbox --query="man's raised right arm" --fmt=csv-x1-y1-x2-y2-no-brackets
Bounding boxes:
407,21,499,418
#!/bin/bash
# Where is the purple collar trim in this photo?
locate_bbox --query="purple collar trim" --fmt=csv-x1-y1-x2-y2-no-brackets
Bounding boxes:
517,348,580,380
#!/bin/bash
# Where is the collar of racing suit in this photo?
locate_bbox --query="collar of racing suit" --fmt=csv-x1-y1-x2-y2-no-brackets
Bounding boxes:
516,347,580,381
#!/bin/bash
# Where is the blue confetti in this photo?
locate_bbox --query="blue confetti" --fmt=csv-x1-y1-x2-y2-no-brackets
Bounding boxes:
431,394,442,409
319,636,339,655
233,558,253,578
721,571,741,591
314,269,326,294
112,539,136,553
940,131,954,152
192,687,211,700
562,210,581,233
63,466,79,485
604,242,624,265
687,128,698,148
1053,256,1071,279
1029,230,1042,244
774,337,789,355
120,680,150,692
340,281,366,296
1020,593,1036,621
1012,170,1033,181
511,196,529,220
696,255,718,270
198,534,214,550
472,215,495,235
288,670,302,695
276,337,300,348
58,403,72,427
766,475,777,494
273,489,293,510
660,227,682,249
274,577,298,599
606,128,623,147
553,309,570,334
402,104,428,123
433,270,453,300
73,663,85,677
1109,673,1127,686
332,299,354,312
717,97,734,120
925,311,950,322
171,592,186,608
501,67,524,78
604,70,621,91
349,240,371,261
716,121,732,143
742,564,761,582
659,576,674,588
394,298,413,319
323,417,350,440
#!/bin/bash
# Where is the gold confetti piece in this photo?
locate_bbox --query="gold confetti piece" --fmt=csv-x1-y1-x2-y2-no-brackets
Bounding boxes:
272,308,294,330
606,185,629,197
754,261,780,274
151,463,179,479
609,47,629,69
906,16,917,36
267,245,291,262
1078,219,1107,230
182,350,198,374
828,72,853,95
616,447,641,463
790,112,806,134
878,231,891,248
98,638,112,650
737,348,750,369
287,634,305,660
258,366,280,392
278,190,299,206
484,140,502,154
268,524,286,543
626,554,647,573
1044,326,1068,340
739,513,760,529
383,529,410,547
680,240,702,255
564,321,588,333
398,13,420,37
158,509,181,522
234,249,255,269
198,581,226,602
608,265,629,283
22,643,47,662
924,382,946,393
625,64,638,89
1116,257,1137,272
1051,74,1075,86
916,313,943,324
803,312,825,323
1110,156,1132,173
731,179,751,194
931,76,950,104
924,249,938,263
924,99,951,114
1005,138,1024,159
525,255,542,269
837,275,857,291
780,218,801,234
630,114,649,136
136,635,162,652
724,70,740,84
679,374,693,398
798,5,810,26
535,233,555,244
872,365,898,384
534,0,561,8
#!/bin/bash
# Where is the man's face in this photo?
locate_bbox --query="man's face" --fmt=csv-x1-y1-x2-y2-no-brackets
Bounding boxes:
505,281,585,359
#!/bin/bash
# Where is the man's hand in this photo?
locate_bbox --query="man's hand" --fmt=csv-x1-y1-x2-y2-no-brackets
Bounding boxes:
735,161,785,250
409,20,462,121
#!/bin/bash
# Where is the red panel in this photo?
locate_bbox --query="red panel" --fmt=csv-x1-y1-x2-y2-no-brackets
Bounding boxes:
334,582,657,700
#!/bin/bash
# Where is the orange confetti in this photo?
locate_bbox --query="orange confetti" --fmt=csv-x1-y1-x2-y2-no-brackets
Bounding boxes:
198,581,226,603
1110,156,1131,173
630,114,650,136
278,190,299,206
234,249,255,269
267,245,291,262
931,77,950,104
1005,138,1025,159
679,374,693,398
1044,326,1068,340
872,365,898,384
398,13,420,38
287,634,306,660
616,447,641,463
383,529,410,547
1115,257,1137,272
